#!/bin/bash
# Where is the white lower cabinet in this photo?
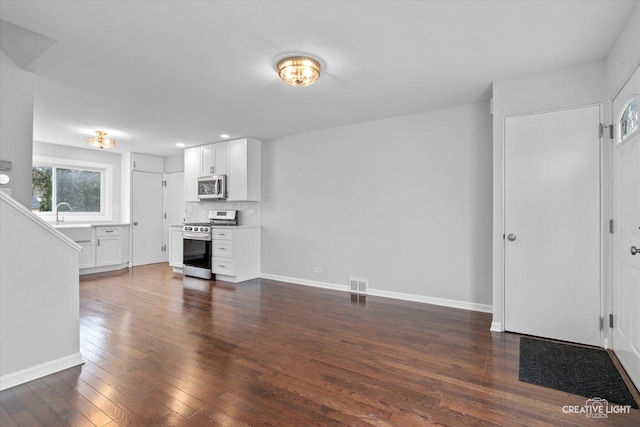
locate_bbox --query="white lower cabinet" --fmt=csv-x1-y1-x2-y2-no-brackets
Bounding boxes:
212,226,259,283
77,225,129,274
96,226,122,267
78,241,95,269
169,225,183,270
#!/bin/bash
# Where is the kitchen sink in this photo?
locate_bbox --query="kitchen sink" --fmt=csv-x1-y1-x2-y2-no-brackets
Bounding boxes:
52,224,93,241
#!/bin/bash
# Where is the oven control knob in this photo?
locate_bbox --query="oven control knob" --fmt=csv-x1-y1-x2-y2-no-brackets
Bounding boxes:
204,227,209,232
195,227,200,231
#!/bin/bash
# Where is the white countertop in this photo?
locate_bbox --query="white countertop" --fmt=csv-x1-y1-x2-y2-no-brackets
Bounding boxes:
212,225,260,229
171,224,260,229
51,222,130,227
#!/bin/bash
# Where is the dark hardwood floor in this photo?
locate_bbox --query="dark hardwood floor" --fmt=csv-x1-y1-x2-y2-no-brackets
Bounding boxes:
1,264,639,426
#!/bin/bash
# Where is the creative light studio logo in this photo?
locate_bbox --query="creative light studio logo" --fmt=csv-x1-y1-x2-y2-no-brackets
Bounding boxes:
562,397,632,419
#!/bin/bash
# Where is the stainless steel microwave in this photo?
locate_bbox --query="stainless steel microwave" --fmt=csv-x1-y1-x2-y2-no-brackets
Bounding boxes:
197,175,226,200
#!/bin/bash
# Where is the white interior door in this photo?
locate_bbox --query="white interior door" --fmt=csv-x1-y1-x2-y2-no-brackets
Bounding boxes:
504,105,601,346
162,171,184,262
612,66,640,388
132,171,163,266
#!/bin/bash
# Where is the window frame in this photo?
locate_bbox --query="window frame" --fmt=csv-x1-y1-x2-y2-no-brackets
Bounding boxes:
617,94,639,145
33,155,113,222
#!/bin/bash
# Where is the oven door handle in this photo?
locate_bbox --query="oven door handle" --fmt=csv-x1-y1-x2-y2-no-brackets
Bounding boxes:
182,233,212,241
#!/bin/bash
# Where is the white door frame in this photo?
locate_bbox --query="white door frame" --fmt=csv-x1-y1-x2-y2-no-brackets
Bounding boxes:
501,104,605,346
604,62,640,350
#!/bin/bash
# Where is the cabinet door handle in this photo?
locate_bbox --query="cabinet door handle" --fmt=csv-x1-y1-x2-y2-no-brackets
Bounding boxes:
97,238,100,246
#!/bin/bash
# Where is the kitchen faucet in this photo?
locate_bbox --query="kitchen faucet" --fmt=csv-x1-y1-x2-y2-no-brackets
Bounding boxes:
55,202,73,225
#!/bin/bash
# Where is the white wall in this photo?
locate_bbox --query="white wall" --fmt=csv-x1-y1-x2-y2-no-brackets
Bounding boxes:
164,152,184,173
605,1,640,98
33,141,124,222
0,193,83,390
0,51,34,209
491,60,606,331
261,102,493,310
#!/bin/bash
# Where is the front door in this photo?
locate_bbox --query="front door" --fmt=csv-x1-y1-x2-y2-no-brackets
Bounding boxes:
132,171,163,266
504,105,601,346
612,66,640,388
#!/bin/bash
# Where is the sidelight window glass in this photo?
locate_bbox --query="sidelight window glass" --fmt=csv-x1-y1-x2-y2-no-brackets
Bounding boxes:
619,97,638,143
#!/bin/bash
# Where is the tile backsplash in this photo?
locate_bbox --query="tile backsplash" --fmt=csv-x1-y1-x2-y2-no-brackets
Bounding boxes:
184,201,260,226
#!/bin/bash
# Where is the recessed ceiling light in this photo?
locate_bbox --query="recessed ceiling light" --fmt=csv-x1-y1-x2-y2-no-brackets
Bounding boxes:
220,134,230,139
176,142,185,147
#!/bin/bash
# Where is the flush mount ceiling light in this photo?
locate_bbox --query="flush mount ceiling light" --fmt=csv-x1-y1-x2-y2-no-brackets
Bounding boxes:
277,56,321,87
87,130,116,149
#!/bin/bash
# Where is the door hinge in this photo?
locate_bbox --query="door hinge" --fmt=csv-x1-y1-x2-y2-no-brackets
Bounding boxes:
162,180,167,187
599,123,613,139
609,313,614,328
162,244,166,252
164,212,167,219
600,316,604,331
609,219,614,234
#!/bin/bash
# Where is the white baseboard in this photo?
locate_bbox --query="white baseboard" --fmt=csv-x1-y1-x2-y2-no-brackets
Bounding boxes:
260,273,349,292
368,288,493,313
79,263,128,275
260,273,492,313
0,352,84,391
490,321,504,332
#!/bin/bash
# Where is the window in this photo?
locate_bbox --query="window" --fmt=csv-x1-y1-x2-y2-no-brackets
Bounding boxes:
32,156,113,221
619,96,639,143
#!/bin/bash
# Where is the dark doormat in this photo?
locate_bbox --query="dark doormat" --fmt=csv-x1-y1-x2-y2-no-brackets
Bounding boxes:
519,337,639,408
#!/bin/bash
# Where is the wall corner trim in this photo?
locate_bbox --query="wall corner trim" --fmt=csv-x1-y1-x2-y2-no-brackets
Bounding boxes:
490,322,504,332
0,352,84,391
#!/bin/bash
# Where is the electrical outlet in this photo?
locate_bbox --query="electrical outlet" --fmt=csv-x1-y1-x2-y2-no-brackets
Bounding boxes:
314,267,321,273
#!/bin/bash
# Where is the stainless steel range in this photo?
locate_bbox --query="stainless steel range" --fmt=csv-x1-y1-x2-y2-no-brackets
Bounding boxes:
182,210,237,279
209,209,238,226
182,222,212,279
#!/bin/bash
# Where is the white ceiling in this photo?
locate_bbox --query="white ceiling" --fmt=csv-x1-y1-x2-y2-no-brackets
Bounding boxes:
0,0,636,157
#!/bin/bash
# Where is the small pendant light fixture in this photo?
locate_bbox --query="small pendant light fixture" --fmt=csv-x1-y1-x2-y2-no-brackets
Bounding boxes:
277,56,321,87
87,130,116,149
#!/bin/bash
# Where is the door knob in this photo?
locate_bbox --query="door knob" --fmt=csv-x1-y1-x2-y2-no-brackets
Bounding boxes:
507,234,517,241
631,246,639,256
134,221,139,226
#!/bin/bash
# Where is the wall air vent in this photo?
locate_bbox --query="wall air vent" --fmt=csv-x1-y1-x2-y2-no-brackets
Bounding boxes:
349,277,368,294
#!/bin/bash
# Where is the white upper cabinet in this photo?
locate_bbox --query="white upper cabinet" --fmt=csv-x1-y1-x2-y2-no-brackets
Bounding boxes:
131,153,164,173
227,138,260,201
184,138,259,202
201,142,227,176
